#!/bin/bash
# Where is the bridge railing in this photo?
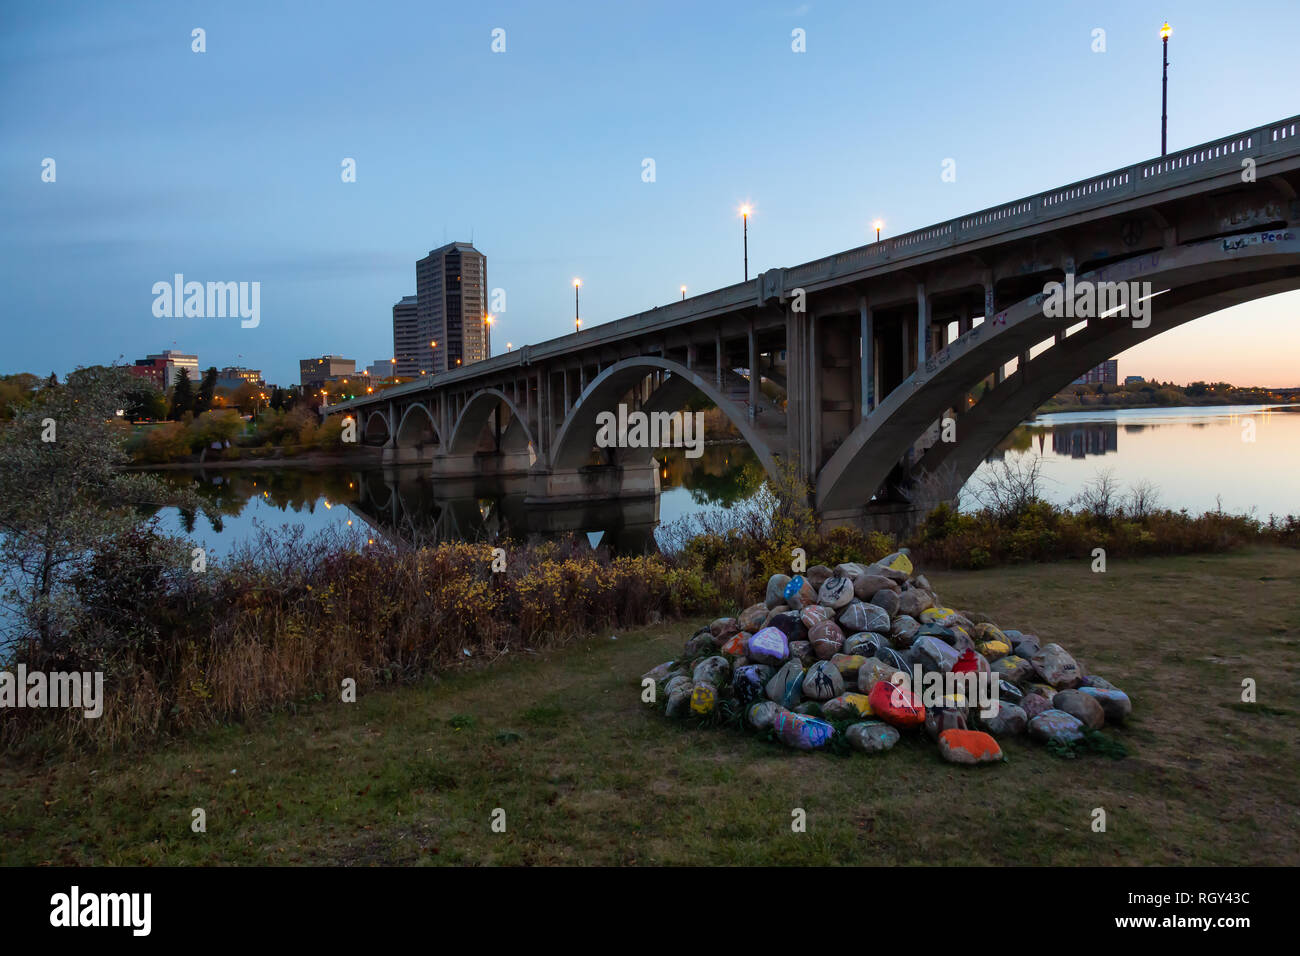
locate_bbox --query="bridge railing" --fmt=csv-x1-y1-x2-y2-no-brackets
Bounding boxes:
779,114,1300,293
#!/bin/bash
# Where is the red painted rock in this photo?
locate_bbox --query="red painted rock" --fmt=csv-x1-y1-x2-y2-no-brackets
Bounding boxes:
720,633,746,656
809,620,845,660
938,729,1003,765
867,680,926,728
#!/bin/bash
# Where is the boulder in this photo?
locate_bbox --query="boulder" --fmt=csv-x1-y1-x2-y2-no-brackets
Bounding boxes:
689,681,717,716
846,720,900,754
692,655,731,688
1078,686,1132,723
774,709,836,750
719,633,746,656
834,562,869,580
766,660,805,708
746,700,779,730
844,631,892,659
738,603,768,633
875,550,914,577
897,589,934,619
890,615,921,648
996,679,1024,706
767,612,805,641
763,604,791,625
641,660,676,683
793,701,824,717
982,702,1028,736
1012,633,1041,658
747,627,789,666
809,620,846,660
800,604,834,629
873,646,912,674
912,635,960,673
925,707,968,741
732,664,774,705
867,680,926,728
839,600,891,634
805,565,834,589
821,693,873,721
709,617,740,642
817,575,855,610
665,677,694,717
782,575,817,609
829,653,868,680
938,729,1003,765
683,631,713,658
1031,644,1081,688
869,589,900,617
852,573,899,601
990,654,1035,684
975,640,1011,662
920,606,961,627
1028,708,1086,745
789,640,815,667
764,574,791,609
1052,689,1106,730
802,660,845,701
1019,693,1054,720
857,657,907,693
1082,675,1116,691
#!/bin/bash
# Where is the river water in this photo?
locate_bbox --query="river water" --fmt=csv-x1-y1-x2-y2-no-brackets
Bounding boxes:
152,404,1298,556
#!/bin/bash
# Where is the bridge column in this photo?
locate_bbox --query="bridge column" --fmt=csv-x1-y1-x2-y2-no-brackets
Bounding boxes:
984,274,1006,386
916,282,931,369
747,320,758,421
859,297,874,418
715,328,723,388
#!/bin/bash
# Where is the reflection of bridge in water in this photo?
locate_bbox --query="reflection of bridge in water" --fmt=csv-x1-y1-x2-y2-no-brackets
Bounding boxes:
344,466,664,553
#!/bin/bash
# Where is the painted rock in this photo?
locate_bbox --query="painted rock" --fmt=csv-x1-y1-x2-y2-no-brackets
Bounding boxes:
782,575,817,609
746,700,779,730
1025,683,1058,702
774,709,836,750
912,635,960,673
869,588,900,618
1029,708,1086,745
793,701,824,717
890,615,921,648
835,562,869,580
1052,689,1106,730
732,664,774,705
767,611,805,641
1020,693,1054,720
765,574,792,609
747,626,790,666
938,729,1003,765
692,655,731,688
846,720,900,753
738,603,769,633
839,600,891,634
800,604,834,629
920,606,961,627
974,622,1008,644
976,639,1011,662
844,631,892,659
809,620,846,661
763,604,791,625
1031,640,1083,684
817,575,855,610
874,646,912,674
982,702,1028,736
642,660,676,683
867,680,926,728
690,681,717,716
857,657,907,693
802,660,844,701
766,660,805,708
876,550,914,577
829,653,868,679
925,707,968,741
990,654,1035,684
997,679,1025,705
821,693,873,721
853,573,900,601
709,617,740,642
789,640,815,667
665,677,693,717
1012,633,1041,658
683,631,713,658
1082,675,1116,691
897,589,934,619
952,648,981,674
805,565,834,589
1078,686,1132,723
720,633,746,656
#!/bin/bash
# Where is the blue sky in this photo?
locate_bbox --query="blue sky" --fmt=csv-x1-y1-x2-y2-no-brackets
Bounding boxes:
2,0,1297,386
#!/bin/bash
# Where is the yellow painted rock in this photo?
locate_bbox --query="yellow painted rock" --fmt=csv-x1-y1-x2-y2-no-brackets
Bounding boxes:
690,682,717,716
879,551,913,576
976,639,1011,661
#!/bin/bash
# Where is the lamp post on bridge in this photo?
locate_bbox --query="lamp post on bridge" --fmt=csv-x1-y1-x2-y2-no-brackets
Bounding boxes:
874,219,883,243
1160,21,1172,156
573,278,581,332
740,205,751,280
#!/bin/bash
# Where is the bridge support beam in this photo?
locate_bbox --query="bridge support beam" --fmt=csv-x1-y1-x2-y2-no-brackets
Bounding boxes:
859,298,874,418
524,459,661,506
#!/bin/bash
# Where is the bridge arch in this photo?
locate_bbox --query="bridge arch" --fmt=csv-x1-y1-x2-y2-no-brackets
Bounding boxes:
816,232,1300,514
447,388,535,457
548,356,782,478
361,408,390,445
395,402,443,449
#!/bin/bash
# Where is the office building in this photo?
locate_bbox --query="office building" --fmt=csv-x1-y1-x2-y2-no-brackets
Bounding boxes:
415,242,489,375
392,295,420,378
143,350,199,389
300,355,357,389
1073,359,1118,386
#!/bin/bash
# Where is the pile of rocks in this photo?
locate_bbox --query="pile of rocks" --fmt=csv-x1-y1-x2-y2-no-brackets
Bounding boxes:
642,551,1132,766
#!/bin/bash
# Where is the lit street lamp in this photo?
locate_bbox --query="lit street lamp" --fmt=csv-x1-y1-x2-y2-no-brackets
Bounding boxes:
681,285,687,300
874,219,883,242
573,278,582,332
1160,21,1173,156
740,205,751,280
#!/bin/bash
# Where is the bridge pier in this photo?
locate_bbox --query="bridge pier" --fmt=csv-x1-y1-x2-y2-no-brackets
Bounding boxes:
524,459,661,506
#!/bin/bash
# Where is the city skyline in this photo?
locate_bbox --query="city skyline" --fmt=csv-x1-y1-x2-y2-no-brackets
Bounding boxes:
2,1,1298,387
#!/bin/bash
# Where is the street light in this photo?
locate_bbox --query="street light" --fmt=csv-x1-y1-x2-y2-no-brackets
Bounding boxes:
573,278,582,332
740,204,751,280
484,314,493,359
681,285,687,300
1160,21,1172,156
874,219,883,242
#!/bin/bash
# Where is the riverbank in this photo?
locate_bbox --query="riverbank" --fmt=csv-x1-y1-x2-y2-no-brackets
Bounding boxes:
3,547,1295,866
125,448,380,471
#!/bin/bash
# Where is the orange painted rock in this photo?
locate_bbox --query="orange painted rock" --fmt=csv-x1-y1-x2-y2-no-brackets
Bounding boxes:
867,680,926,728
720,633,746,656
938,728,1003,765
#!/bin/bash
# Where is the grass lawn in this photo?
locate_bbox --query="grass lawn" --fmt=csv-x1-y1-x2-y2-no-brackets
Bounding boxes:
2,547,1297,866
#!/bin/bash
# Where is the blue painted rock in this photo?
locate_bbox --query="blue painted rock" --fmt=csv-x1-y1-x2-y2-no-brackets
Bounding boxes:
746,700,779,730
692,655,731,688
912,635,960,673
821,693,873,721
765,574,791,609
783,575,817,609
689,681,717,716
829,653,867,679
990,654,1035,684
817,575,855,610
1032,643,1081,688
809,620,846,660
839,600,891,634
800,604,834,629
802,660,844,701
1079,686,1132,722
867,680,926,728
732,664,774,705
1052,689,1106,730
938,729,1003,765
789,640,815,667
890,615,921,648
765,660,805,708
846,720,900,753
852,573,900,601
747,626,790,666
897,589,934,619
774,709,836,750
869,588,900,617
738,603,768,633
982,701,1028,736
1029,708,1086,745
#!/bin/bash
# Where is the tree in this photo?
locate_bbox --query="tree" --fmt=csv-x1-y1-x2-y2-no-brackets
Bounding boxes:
0,373,41,420
169,368,195,420
0,366,191,649
269,387,285,412
193,366,218,415
123,380,168,421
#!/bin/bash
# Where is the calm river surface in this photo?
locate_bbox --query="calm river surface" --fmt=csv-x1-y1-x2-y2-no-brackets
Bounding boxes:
153,404,1298,556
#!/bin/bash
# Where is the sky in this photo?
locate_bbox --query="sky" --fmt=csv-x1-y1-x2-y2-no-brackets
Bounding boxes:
1,0,1297,388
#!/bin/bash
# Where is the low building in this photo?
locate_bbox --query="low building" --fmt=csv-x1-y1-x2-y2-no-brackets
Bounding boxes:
143,350,199,389
1124,375,1145,385
127,358,168,389
1073,359,1118,386
300,355,356,389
